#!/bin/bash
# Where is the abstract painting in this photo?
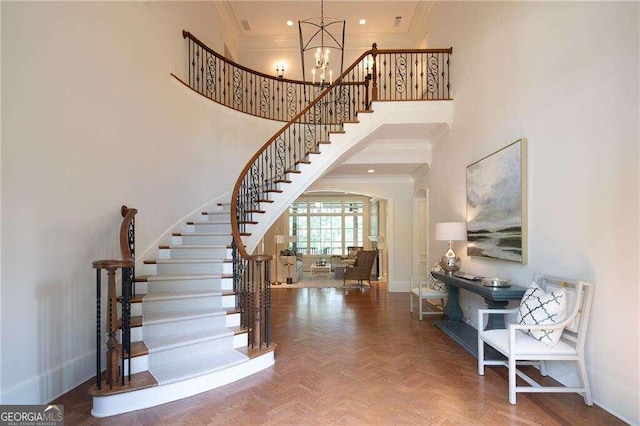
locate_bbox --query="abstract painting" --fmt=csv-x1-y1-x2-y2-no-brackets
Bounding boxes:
466,138,527,263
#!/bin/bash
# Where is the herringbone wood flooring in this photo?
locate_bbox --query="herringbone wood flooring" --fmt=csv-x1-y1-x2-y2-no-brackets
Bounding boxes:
55,282,623,425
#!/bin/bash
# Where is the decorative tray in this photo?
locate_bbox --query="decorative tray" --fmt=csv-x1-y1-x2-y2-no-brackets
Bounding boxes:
481,277,511,288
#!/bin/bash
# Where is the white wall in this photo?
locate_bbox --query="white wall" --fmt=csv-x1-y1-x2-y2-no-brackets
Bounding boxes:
424,1,639,423
308,176,414,292
1,2,281,403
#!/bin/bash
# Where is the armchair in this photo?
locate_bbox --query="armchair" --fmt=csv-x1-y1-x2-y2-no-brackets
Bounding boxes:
477,275,593,405
343,250,376,287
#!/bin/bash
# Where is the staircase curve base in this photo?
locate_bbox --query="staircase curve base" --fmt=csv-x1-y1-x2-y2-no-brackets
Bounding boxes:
91,350,274,417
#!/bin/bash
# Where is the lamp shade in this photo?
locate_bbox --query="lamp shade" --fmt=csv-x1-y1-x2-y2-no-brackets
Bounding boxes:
434,222,467,241
275,235,286,244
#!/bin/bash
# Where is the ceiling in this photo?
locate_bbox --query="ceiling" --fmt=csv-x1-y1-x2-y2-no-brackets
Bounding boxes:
220,1,439,181
227,1,430,45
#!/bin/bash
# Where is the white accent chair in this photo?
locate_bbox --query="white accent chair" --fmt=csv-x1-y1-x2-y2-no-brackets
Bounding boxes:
410,277,447,320
477,275,593,405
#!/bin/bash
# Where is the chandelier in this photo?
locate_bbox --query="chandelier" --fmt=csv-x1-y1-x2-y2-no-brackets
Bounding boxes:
298,0,345,86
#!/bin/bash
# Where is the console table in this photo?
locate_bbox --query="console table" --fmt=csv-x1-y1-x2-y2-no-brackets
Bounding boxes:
431,272,527,359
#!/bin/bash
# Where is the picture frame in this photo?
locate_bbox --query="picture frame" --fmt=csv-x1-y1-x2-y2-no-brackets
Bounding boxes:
466,138,527,263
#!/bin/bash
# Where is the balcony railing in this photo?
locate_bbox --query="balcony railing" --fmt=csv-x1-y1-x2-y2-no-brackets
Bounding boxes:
184,30,321,122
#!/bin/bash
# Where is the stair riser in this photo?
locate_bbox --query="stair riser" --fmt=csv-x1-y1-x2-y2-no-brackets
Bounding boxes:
201,213,231,223
131,295,233,316
123,355,148,376
221,295,235,309
162,247,231,259
226,312,240,327
146,278,224,293
142,296,223,314
178,234,232,245
149,335,235,369
192,223,231,233
143,314,228,340
232,333,246,348
122,312,238,341
156,262,231,275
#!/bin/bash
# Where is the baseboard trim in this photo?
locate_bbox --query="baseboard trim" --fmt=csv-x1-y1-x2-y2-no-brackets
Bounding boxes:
1,349,95,405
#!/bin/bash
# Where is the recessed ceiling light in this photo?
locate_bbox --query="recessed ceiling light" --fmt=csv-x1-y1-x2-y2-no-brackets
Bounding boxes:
359,18,366,25
286,20,294,27
367,169,375,173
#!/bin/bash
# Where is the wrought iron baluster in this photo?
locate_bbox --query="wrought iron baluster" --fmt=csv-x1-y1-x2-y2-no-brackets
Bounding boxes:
95,268,102,390
121,266,132,385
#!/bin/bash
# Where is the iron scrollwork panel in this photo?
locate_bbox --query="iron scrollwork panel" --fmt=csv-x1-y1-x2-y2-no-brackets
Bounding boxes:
206,54,217,97
427,54,440,96
395,55,408,96
233,68,243,107
260,80,270,116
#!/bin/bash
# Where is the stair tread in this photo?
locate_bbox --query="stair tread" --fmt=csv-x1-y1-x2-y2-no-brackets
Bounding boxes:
143,307,227,324
117,294,144,303
238,343,277,360
154,258,230,264
166,244,230,249
143,290,223,302
117,341,149,358
149,350,248,385
88,371,158,397
141,273,231,282
188,221,230,225
174,232,231,236
229,326,248,335
144,328,234,352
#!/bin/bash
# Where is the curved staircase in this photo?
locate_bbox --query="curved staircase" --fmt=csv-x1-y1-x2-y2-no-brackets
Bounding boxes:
90,203,275,417
90,34,453,417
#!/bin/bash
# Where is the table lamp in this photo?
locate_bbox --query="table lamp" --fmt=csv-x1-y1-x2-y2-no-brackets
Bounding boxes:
285,236,298,284
273,235,286,285
434,222,467,273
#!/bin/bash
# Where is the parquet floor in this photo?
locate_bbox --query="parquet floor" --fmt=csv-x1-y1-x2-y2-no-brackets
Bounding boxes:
55,282,624,425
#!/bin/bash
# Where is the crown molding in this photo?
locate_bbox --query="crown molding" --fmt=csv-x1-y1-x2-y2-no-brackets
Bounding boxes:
317,175,415,184
214,1,244,43
407,0,432,46
239,31,419,53
357,140,431,151
411,163,431,180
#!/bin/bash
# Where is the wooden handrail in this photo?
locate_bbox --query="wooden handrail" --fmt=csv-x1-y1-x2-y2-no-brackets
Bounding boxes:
229,43,453,260
119,206,137,261
183,30,311,86
183,30,375,123
229,47,375,260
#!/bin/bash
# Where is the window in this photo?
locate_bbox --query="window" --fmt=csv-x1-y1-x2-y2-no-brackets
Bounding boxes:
289,200,365,256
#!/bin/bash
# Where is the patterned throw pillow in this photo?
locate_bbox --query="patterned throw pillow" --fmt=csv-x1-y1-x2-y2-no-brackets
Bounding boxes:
428,263,448,293
516,282,567,347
